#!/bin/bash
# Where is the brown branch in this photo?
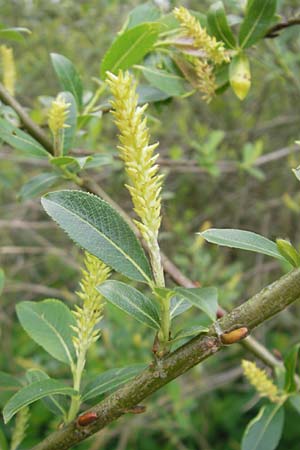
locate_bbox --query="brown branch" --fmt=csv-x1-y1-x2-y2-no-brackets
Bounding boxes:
31,268,300,450
265,17,300,38
0,83,53,154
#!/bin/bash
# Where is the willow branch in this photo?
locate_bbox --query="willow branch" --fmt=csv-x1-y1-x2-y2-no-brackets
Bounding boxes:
0,80,286,378
31,268,300,450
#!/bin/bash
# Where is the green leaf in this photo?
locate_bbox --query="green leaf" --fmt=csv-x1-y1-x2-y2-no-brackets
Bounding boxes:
0,426,8,450
276,239,300,268
0,268,5,296
101,22,161,78
200,229,286,261
136,84,170,103
175,287,218,321
208,2,236,49
170,296,191,319
82,364,145,401
241,403,284,450
59,91,77,155
0,372,22,407
98,280,160,329
0,24,30,42
83,154,113,169
50,155,95,171
19,173,60,201
16,299,76,365
289,394,300,415
126,3,160,29
284,343,300,392
239,0,278,49
51,53,83,109
3,379,76,423
41,190,152,283
138,65,187,96
26,369,67,416
0,118,49,159
172,325,209,342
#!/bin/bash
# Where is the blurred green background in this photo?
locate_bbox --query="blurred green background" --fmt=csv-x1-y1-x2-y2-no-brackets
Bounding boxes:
1,0,300,448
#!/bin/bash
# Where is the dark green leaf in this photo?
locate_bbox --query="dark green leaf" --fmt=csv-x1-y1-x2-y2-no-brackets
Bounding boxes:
82,365,145,401
175,287,218,321
136,84,170,103
0,372,22,407
3,379,76,423
16,299,76,365
41,190,152,283
51,53,83,109
26,369,67,416
0,426,8,450
138,65,187,96
19,173,60,201
59,91,77,154
208,2,236,49
101,22,161,78
200,229,286,261
239,0,278,48
284,343,300,392
241,403,284,450
126,3,160,29
170,296,191,319
98,280,160,329
83,154,113,169
172,325,209,342
289,394,300,415
0,118,48,158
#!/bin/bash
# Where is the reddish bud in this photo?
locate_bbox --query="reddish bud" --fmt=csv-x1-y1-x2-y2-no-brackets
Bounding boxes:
216,308,225,319
77,412,98,427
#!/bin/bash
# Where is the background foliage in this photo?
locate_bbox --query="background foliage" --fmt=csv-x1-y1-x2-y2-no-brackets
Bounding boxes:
1,0,300,449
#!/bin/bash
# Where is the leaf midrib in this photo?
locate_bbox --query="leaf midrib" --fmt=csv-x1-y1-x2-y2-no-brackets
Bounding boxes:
23,305,74,365
46,198,151,283
240,0,271,48
110,27,157,73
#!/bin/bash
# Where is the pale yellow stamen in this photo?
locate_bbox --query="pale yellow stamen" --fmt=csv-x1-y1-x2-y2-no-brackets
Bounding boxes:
242,360,282,403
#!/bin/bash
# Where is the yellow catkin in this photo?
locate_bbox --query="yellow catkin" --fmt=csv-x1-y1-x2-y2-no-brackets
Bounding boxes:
173,6,229,65
0,45,16,95
48,93,70,136
72,252,111,356
242,360,281,403
193,59,217,103
106,71,163,247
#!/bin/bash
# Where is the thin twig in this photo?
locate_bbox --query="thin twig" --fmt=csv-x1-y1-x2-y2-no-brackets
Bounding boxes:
265,17,300,38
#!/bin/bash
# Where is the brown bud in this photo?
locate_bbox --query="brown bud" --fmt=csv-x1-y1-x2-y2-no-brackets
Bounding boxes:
221,327,249,345
216,308,225,319
77,412,98,427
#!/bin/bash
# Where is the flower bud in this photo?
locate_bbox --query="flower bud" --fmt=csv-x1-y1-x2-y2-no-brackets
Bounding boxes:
229,53,251,100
